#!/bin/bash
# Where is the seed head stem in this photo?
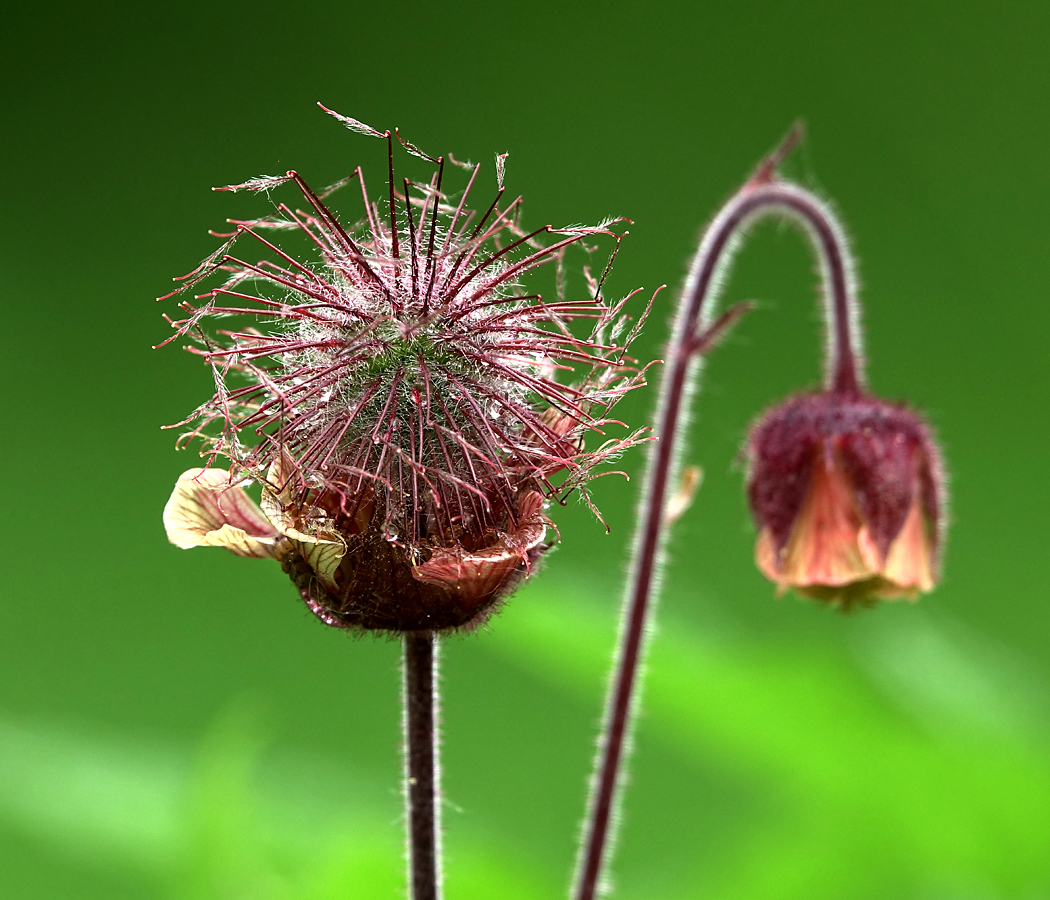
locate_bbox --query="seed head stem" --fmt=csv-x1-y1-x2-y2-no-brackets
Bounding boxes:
573,131,864,900
403,631,441,900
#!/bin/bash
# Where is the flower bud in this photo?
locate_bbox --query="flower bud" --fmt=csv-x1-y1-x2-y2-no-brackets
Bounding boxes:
745,391,946,610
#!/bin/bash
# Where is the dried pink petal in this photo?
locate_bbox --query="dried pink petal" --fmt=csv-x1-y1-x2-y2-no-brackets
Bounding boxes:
413,491,547,601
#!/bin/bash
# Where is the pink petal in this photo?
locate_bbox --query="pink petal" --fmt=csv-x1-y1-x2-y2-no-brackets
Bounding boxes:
412,492,547,601
878,496,936,597
766,455,878,588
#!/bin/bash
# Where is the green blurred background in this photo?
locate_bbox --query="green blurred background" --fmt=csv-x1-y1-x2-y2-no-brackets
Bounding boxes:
2,0,1049,897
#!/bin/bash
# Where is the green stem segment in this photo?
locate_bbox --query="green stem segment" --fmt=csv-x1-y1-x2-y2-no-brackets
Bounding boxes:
404,631,441,900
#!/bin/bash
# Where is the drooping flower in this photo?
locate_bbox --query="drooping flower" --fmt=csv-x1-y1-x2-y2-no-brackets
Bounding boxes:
160,110,654,633
745,391,946,610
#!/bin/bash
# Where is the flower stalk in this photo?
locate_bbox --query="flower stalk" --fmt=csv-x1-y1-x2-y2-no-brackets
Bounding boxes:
403,631,441,900
573,126,871,900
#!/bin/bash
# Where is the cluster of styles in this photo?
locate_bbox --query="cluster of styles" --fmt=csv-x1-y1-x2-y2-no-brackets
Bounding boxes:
160,110,655,633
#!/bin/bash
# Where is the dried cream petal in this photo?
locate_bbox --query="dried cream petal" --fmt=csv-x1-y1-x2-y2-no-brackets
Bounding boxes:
163,468,278,558
291,537,345,589
259,460,346,588
664,465,703,526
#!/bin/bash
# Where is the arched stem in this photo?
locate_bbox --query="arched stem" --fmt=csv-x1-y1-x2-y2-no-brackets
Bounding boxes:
685,180,864,398
572,148,864,900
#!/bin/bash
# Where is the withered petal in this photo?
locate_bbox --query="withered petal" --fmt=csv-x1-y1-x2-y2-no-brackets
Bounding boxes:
163,468,278,558
412,494,547,602
260,458,346,589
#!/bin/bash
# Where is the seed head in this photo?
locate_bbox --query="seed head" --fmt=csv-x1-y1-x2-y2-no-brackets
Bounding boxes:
161,110,654,633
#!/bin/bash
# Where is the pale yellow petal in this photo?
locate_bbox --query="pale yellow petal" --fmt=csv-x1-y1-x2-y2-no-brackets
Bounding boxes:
293,537,346,589
163,468,277,558
259,461,346,588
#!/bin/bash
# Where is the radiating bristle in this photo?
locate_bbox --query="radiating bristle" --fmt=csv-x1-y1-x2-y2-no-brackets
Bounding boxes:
163,128,655,555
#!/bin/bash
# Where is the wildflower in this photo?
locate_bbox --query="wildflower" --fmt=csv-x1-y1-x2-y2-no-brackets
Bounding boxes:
746,391,946,610
160,110,653,633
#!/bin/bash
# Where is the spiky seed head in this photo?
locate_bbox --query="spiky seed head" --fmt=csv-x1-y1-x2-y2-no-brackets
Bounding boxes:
161,113,655,633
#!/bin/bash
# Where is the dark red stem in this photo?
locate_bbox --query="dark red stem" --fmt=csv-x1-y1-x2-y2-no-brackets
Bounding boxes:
404,631,440,900
573,172,863,900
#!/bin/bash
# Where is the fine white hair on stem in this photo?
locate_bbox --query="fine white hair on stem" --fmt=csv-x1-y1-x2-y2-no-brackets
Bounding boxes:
572,127,867,900
433,636,444,899
402,632,443,900
721,190,865,393
571,295,707,900
401,639,412,885
688,183,865,395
